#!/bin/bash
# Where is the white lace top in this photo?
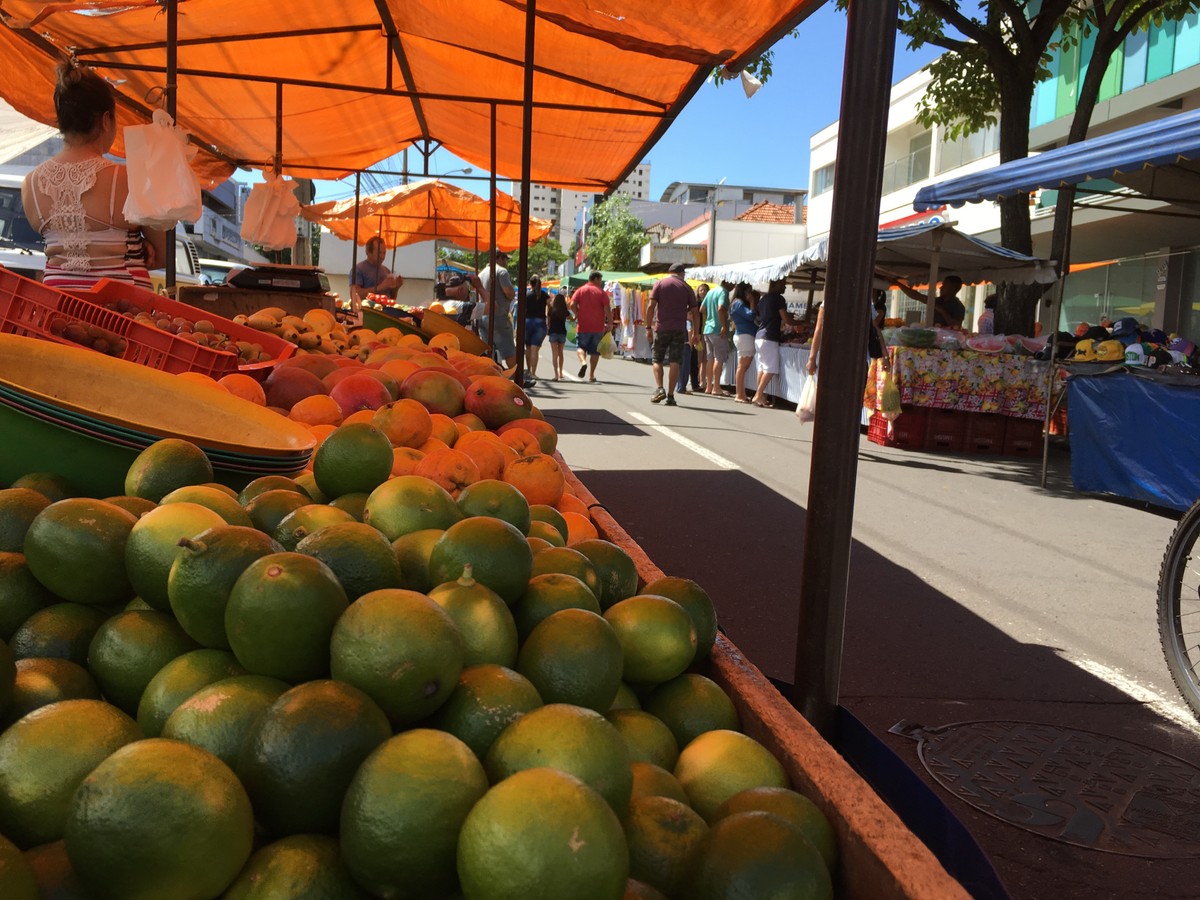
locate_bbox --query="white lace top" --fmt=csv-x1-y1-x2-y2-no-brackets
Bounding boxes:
28,157,131,272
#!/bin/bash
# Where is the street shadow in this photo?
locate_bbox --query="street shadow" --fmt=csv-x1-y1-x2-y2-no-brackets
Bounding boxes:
543,408,645,437
576,466,1200,900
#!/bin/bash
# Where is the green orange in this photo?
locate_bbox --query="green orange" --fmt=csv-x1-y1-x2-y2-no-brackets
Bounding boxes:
124,438,214,502
237,475,309,506
428,516,533,605
8,603,107,667
0,552,53,640
313,423,394,499
10,472,75,502
428,565,519,668
456,479,531,534
391,528,445,593
0,833,35,900
573,539,640,609
341,729,489,898
643,674,740,751
713,786,838,869
124,501,226,610
22,499,137,605
516,608,623,713
0,488,50,553
159,485,253,527
136,648,246,737
295,521,403,600
427,664,543,760
222,834,369,900
641,576,718,660
603,595,696,685
624,795,709,898
530,545,602,599
273,504,355,551
161,674,289,768
86,609,199,715
673,730,789,822
243,488,309,536
4,658,100,726
606,709,680,770
364,475,462,541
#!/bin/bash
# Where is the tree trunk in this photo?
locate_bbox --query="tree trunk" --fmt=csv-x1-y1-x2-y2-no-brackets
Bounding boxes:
993,70,1044,336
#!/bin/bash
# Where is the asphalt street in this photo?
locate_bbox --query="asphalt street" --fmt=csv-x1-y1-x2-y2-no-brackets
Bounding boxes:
528,347,1200,900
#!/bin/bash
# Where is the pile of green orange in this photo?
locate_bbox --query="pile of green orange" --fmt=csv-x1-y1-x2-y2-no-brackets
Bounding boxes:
0,439,837,900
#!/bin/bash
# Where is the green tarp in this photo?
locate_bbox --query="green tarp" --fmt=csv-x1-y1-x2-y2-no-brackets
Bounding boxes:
564,270,655,287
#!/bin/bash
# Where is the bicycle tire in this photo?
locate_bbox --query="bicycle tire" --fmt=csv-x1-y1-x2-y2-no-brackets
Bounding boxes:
1157,497,1200,720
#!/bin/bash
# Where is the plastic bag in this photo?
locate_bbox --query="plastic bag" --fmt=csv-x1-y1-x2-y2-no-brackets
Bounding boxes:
796,375,817,424
598,332,614,359
241,173,302,251
122,109,202,228
880,371,902,421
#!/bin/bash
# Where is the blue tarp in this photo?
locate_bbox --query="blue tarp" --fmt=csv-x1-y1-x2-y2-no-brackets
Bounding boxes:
1068,371,1200,511
914,107,1200,211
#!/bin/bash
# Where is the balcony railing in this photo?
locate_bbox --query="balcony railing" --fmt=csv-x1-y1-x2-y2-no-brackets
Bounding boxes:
880,147,932,196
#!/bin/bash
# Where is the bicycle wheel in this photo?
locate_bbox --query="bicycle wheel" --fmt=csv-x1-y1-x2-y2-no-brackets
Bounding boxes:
1157,498,1200,719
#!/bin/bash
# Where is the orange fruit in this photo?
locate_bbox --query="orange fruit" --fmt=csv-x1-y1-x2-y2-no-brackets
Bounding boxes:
23,499,137,605
603,595,697,685
176,371,227,390
713,787,838,870
630,761,690,804
564,511,599,544
606,709,680,770
503,455,565,507
125,439,214,503
417,437,451,455
373,399,433,449
307,423,337,449
556,492,590,518
485,703,633,816
428,566,519,668
497,419,558,455
341,409,378,426
428,517,533,605
516,609,623,713
456,480,531,534
222,834,364,899
415,448,480,496
341,729,487,898
454,438,510,481
529,546,602,598
500,428,540,456
673,730,789,821
511,572,601,641
574,539,640,610
453,413,486,432
390,446,426,477
288,394,343,427
217,374,266,406
364,476,461,541
683,811,833,900
428,413,459,447
428,664,543,760
0,488,51,553
643,674,740,751
378,359,421,385
64,739,254,900
457,767,628,900
624,795,709,898
642,576,719,661
312,423,394,499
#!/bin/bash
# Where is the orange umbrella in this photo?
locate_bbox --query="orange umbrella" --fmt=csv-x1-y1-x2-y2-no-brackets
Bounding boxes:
302,179,551,251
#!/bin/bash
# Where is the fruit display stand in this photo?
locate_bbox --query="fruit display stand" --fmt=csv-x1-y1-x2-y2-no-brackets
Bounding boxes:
419,309,490,357
360,307,431,341
558,461,969,900
175,284,336,321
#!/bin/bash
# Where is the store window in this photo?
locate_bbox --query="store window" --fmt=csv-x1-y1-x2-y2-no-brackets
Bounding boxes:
937,124,1000,174
1059,257,1160,332
812,163,835,197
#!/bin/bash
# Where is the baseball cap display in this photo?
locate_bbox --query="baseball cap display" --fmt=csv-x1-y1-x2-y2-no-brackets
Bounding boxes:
1147,347,1174,368
1111,317,1141,345
1074,339,1098,361
1095,339,1126,362
1124,343,1147,366
1169,337,1197,360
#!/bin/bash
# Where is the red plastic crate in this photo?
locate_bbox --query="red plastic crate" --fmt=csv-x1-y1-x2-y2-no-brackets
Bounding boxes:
0,268,237,376
923,408,968,453
867,406,928,449
73,280,295,379
1003,416,1044,457
965,412,1008,455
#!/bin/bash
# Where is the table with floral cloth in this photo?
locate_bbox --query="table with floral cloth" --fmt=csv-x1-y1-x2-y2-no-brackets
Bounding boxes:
864,347,1064,420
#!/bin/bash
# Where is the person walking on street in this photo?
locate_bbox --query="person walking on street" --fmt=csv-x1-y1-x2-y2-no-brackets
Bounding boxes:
524,275,550,382
677,284,706,395
753,278,799,408
646,263,700,407
546,291,570,381
479,250,517,370
569,271,612,383
702,280,732,396
729,284,758,403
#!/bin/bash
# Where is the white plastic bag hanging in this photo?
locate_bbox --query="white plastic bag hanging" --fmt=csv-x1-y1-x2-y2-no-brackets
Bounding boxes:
796,375,818,424
241,172,302,251
122,109,203,228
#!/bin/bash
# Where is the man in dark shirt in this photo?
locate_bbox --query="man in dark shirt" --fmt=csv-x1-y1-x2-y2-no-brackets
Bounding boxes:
899,274,966,328
753,279,798,408
645,262,699,406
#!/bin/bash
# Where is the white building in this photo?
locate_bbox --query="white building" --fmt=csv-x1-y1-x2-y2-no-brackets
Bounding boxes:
807,16,1200,334
526,162,652,251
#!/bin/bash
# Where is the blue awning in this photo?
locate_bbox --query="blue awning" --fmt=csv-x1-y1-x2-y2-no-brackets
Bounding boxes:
913,107,1200,211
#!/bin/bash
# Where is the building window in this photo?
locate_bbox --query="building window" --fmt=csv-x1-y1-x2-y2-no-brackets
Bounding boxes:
812,163,835,197
880,130,932,195
936,123,1001,174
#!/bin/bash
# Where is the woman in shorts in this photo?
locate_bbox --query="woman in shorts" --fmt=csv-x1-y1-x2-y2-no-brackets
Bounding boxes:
524,275,549,381
729,284,758,403
546,291,570,381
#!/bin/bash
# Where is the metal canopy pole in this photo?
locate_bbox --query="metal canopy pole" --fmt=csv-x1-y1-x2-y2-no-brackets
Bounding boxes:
487,102,498,358
923,229,942,326
350,172,362,312
274,82,285,262
164,0,178,291
513,0,536,384
792,0,899,738
1040,218,1073,488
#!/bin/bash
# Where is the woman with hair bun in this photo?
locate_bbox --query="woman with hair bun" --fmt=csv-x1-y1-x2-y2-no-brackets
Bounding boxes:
21,61,166,289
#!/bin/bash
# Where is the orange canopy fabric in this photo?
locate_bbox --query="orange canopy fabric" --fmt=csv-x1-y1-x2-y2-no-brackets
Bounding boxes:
302,179,552,251
0,0,820,188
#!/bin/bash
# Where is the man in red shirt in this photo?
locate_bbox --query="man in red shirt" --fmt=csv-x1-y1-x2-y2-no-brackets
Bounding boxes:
645,263,700,406
568,271,613,383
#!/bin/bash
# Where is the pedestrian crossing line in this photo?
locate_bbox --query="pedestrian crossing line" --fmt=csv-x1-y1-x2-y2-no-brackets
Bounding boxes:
627,411,739,470
1065,654,1200,734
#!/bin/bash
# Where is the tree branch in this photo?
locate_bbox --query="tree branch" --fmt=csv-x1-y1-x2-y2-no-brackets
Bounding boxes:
994,0,1034,47
915,0,1007,55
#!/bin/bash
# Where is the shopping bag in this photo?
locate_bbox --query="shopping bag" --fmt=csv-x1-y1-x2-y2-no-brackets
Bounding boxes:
241,173,302,251
880,371,903,421
598,332,614,359
796,375,817,424
122,109,202,229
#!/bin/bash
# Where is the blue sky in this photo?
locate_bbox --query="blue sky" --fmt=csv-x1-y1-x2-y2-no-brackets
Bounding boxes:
313,5,943,205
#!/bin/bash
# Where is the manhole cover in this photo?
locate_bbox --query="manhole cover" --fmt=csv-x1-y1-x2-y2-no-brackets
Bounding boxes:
891,720,1200,857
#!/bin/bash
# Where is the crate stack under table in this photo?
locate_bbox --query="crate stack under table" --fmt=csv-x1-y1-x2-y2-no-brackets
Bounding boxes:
864,346,1063,458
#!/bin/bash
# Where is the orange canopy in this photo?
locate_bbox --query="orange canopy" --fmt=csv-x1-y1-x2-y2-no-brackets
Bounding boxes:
302,179,552,251
0,0,820,188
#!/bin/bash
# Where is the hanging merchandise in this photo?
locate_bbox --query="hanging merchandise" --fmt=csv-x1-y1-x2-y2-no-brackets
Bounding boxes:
880,370,903,421
242,172,302,251
122,109,203,228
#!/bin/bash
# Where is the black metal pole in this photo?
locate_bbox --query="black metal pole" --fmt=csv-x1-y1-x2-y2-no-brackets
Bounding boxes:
487,102,498,359
513,0,536,384
792,0,899,738
350,171,361,312
165,0,178,292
